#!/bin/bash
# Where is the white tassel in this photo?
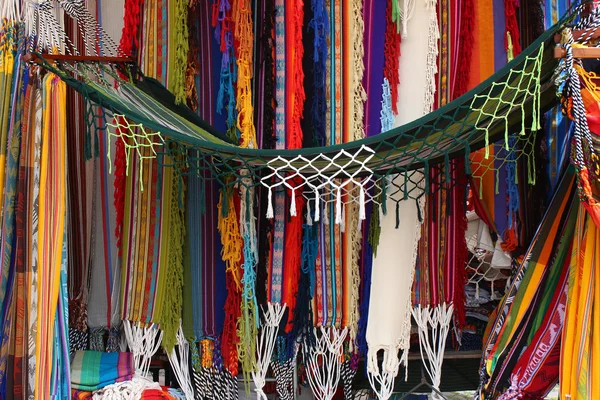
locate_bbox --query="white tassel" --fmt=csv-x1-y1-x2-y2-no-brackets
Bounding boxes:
307,200,313,226
290,189,297,216
359,186,366,220
253,303,287,400
266,188,274,219
123,320,163,379
341,205,346,233
335,188,342,225
324,204,329,224
411,303,454,400
303,327,348,400
402,0,409,38
165,323,195,400
314,190,320,222
366,348,400,400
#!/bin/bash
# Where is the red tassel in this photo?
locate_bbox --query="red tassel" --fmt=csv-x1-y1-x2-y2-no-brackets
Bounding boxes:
118,0,145,57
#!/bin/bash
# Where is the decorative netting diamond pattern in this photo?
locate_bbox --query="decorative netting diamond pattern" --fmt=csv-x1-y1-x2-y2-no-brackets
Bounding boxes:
34,28,558,220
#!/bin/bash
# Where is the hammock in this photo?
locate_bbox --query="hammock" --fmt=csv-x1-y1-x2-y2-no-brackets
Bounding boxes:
31,16,561,201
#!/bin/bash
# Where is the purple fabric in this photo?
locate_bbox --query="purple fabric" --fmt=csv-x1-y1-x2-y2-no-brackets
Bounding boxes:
494,144,509,236
363,0,387,137
493,0,506,71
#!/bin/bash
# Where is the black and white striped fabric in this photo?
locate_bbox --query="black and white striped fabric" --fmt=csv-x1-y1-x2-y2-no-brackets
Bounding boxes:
272,357,296,400
69,328,88,353
341,357,357,400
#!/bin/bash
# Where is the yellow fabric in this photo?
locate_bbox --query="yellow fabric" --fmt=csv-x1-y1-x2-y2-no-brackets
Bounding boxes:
560,211,596,400
35,74,67,399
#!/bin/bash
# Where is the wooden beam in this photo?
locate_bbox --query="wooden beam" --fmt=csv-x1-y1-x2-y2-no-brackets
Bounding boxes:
554,45,600,58
573,27,600,42
22,53,134,64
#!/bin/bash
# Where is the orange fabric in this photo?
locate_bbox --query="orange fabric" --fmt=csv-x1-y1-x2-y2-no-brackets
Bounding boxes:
467,0,480,90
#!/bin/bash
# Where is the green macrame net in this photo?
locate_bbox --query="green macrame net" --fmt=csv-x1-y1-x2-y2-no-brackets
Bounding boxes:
33,8,570,214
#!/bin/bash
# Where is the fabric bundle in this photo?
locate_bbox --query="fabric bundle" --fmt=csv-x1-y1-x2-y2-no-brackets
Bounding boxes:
71,351,134,391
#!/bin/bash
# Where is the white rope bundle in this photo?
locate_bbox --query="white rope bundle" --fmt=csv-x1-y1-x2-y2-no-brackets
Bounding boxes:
366,348,402,400
165,324,195,400
123,320,163,379
253,303,286,400
1,0,19,21
303,327,348,400
92,375,162,400
412,303,454,400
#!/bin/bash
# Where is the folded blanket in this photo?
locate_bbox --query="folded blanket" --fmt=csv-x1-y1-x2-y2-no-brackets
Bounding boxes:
71,351,134,391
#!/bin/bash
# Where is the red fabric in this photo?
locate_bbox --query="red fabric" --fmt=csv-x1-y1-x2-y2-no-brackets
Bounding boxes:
281,0,305,332
140,389,177,399
113,116,128,256
452,160,469,329
383,1,401,114
504,0,522,57
119,0,145,56
468,176,498,234
221,192,243,376
453,0,474,99
282,192,305,333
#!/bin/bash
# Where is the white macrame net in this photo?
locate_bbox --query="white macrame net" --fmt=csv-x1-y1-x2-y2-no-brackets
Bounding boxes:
260,145,377,223
303,327,348,400
253,303,286,400
464,211,510,301
92,375,163,400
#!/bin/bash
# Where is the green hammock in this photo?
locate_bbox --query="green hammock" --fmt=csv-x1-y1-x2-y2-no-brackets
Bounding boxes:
31,8,575,197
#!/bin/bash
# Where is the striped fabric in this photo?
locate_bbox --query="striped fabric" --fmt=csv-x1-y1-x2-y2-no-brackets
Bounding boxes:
70,351,134,391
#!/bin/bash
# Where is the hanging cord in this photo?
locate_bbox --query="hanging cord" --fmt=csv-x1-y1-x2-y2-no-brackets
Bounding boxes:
302,327,348,400
411,303,454,400
253,303,287,400
366,347,400,400
123,320,163,379
165,323,195,400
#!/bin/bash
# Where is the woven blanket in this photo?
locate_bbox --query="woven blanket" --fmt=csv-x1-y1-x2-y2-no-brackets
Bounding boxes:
70,351,134,391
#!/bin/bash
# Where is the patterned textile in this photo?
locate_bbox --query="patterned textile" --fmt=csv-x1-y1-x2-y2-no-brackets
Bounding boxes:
70,351,134,391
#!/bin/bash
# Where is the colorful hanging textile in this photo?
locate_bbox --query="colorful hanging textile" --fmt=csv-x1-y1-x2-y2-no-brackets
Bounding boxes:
487,175,577,396
559,210,600,400
478,167,576,396
28,72,70,399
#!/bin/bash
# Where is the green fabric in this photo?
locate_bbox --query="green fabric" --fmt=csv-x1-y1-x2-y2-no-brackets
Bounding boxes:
182,205,194,341
525,194,578,344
